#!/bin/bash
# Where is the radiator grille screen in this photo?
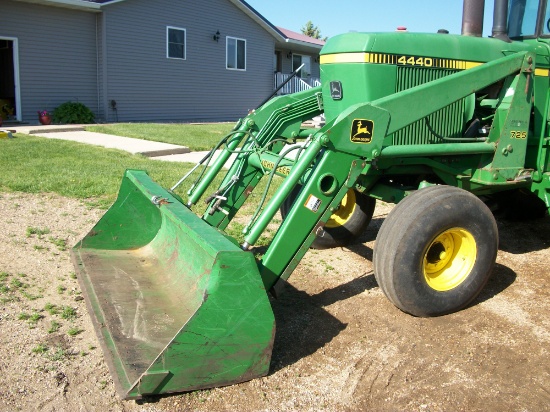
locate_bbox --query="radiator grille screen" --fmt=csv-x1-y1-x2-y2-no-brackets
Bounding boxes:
392,67,465,145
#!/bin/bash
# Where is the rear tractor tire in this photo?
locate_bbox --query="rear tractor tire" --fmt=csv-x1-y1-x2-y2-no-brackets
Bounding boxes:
281,187,375,249
373,185,498,317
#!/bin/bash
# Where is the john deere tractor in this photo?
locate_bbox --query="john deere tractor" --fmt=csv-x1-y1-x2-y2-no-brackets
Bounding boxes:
72,0,549,399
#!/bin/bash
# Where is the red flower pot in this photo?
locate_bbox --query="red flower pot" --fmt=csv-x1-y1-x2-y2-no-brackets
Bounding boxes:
38,115,52,125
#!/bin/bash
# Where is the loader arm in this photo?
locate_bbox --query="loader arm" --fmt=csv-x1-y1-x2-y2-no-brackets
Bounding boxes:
177,49,535,295
244,50,536,292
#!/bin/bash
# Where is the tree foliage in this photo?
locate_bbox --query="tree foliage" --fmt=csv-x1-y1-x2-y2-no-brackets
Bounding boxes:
301,21,327,41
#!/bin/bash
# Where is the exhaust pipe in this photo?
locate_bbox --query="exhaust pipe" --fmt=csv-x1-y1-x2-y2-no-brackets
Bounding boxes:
492,0,511,41
462,0,485,36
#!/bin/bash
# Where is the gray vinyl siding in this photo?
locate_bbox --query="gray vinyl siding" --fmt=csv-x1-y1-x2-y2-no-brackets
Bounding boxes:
2,0,320,124
1,1,98,123
100,0,275,122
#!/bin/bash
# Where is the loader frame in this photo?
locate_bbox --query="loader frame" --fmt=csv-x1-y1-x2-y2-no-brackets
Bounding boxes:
191,50,541,293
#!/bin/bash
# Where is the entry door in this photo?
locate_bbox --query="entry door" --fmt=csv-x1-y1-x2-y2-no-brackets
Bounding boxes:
274,51,282,73
0,38,20,122
292,54,311,78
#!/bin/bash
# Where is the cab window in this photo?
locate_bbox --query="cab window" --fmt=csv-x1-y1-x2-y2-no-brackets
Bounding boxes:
508,0,541,37
542,1,550,35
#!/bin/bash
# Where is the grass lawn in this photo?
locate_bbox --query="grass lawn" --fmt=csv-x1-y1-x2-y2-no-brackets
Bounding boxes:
0,133,280,245
86,122,234,151
0,134,202,208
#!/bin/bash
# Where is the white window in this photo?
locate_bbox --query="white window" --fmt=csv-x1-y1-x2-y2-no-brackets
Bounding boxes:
167,26,186,59
226,37,246,70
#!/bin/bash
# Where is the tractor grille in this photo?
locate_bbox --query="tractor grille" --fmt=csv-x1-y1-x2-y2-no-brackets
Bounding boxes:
392,67,465,145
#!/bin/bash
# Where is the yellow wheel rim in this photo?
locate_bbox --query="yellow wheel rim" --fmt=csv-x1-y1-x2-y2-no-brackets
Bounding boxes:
325,189,357,229
423,228,477,291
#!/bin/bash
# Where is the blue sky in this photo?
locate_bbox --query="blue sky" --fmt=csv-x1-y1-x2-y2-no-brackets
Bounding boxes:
245,1,496,38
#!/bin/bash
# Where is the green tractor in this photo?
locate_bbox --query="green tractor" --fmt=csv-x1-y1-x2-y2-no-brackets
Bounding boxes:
72,0,550,399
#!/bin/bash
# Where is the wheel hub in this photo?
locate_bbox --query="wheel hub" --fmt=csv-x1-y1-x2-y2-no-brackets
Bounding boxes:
423,228,477,291
325,189,357,228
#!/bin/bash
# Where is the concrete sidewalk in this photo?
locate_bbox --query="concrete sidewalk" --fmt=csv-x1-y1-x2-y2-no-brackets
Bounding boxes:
5,124,237,166
9,124,190,157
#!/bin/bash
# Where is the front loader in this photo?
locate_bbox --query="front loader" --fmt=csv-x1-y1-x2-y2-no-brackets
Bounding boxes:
72,0,550,399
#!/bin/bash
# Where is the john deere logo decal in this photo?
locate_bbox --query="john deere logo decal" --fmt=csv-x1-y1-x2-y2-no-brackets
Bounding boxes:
330,81,342,100
351,119,373,143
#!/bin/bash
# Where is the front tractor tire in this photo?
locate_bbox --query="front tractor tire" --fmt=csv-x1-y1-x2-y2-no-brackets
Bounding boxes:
281,187,375,249
373,185,498,317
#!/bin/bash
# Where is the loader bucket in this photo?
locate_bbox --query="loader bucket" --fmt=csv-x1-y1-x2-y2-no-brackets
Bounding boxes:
71,170,275,399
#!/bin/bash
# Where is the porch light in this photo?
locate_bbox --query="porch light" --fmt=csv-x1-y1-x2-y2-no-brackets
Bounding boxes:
213,30,220,42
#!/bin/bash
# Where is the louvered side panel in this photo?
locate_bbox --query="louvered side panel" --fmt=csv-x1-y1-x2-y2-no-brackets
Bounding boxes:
392,68,465,145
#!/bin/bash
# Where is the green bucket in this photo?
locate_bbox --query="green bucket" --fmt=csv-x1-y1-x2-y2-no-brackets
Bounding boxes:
71,170,275,399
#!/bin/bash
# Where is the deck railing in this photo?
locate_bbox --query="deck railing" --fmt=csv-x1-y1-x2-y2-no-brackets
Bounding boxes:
274,73,321,95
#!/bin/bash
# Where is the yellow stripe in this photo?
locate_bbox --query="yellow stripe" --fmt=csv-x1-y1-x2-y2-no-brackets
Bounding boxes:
321,52,550,76
464,61,482,69
320,53,369,64
321,52,483,69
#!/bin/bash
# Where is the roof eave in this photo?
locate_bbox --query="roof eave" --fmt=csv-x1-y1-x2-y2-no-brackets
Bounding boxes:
10,0,130,11
96,0,127,7
228,0,286,41
284,38,323,49
11,0,102,11
279,38,324,54
230,0,325,54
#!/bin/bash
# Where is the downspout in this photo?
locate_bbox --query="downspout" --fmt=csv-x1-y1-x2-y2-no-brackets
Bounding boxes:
100,10,109,123
96,14,100,120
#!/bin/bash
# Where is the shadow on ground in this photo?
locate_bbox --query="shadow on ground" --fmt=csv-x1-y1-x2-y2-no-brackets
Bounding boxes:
496,216,550,254
270,273,377,373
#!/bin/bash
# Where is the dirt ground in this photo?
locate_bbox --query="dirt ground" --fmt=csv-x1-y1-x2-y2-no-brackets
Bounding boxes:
0,191,549,412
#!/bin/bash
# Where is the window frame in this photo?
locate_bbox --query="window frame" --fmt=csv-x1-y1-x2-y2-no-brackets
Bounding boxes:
226,36,247,71
166,26,186,60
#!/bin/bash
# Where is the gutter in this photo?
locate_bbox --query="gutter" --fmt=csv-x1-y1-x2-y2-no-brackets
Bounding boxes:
11,0,100,11
11,0,126,11
281,37,324,49
95,0,127,6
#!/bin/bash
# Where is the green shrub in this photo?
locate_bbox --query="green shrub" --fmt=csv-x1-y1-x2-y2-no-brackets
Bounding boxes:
52,102,95,124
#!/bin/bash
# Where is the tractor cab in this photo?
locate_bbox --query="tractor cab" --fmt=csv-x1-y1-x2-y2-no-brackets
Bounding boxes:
507,0,550,39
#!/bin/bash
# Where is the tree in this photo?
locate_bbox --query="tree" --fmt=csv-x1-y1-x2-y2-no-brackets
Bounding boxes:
301,21,327,41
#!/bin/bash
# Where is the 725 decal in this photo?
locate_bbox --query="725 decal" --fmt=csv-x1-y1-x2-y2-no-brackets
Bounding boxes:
510,130,527,139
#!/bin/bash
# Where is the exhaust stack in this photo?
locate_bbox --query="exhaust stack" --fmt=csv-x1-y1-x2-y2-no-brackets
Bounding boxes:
492,0,511,41
462,0,485,36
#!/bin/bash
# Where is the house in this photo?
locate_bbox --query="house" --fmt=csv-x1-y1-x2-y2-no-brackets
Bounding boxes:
274,27,324,95
0,0,324,124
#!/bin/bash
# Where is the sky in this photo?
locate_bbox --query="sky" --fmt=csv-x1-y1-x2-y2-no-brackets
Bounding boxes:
245,0,497,39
